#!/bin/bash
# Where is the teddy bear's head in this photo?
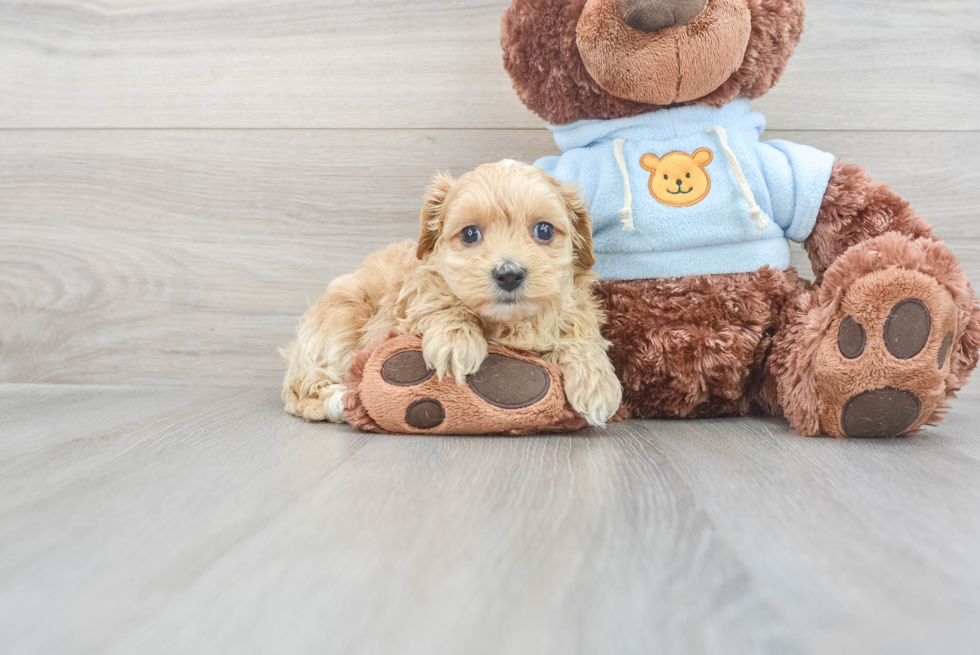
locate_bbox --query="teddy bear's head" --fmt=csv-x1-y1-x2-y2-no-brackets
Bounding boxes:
501,0,806,125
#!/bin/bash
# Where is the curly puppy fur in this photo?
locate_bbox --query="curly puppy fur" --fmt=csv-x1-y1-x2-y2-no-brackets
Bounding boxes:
282,161,623,427
596,266,807,420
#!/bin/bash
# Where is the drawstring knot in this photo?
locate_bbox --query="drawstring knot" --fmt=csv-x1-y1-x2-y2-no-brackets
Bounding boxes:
707,126,771,230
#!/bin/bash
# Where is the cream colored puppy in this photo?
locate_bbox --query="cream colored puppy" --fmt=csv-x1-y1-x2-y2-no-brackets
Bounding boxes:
282,160,622,426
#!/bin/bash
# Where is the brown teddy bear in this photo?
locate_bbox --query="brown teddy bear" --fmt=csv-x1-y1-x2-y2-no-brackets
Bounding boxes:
498,0,980,437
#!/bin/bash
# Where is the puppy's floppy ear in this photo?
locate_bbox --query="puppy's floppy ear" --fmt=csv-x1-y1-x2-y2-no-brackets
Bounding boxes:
416,172,455,260
557,181,595,274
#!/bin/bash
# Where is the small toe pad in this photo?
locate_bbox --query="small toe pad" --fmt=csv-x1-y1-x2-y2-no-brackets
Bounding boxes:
405,399,445,429
884,299,931,360
837,316,867,359
382,350,433,386
937,331,952,370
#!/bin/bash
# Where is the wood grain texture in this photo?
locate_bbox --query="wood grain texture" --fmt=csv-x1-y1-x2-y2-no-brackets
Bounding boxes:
0,0,978,130
0,383,977,654
2,129,979,386
2,4,979,653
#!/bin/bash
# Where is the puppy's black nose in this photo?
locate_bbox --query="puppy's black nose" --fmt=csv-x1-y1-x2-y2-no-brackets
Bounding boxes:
493,261,526,292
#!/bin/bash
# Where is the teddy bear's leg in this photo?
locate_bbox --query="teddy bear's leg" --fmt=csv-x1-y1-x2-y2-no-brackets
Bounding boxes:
596,268,807,419
343,334,613,435
771,163,980,437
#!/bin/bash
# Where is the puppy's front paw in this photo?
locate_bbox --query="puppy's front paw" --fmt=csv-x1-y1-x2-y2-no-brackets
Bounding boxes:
422,326,488,384
562,357,623,427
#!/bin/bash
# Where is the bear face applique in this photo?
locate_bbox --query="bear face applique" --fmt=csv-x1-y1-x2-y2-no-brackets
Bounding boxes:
640,149,713,208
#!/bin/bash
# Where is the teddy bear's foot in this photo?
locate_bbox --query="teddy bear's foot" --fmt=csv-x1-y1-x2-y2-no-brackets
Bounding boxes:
342,333,614,435
815,267,958,437
776,233,980,438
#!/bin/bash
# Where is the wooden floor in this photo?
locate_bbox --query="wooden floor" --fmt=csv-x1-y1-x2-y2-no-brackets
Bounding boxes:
3,1,980,652
1,384,979,654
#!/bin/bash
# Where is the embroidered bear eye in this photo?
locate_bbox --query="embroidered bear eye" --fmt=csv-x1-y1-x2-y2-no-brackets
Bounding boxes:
533,222,555,242
663,175,669,180
460,226,482,245
686,173,691,178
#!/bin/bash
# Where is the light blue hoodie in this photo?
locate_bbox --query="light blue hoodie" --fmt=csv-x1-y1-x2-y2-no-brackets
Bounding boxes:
535,99,836,280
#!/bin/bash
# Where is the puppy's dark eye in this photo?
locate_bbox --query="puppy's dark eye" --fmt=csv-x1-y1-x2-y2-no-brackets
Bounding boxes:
533,222,555,242
460,226,482,245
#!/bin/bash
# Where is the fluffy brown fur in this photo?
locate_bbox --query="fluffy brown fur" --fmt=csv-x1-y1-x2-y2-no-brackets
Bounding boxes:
282,161,622,427
576,0,752,105
501,0,806,125
805,161,934,283
595,267,807,419
599,232,980,437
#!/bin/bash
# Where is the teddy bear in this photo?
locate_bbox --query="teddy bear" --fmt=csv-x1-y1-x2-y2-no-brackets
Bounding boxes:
496,0,980,437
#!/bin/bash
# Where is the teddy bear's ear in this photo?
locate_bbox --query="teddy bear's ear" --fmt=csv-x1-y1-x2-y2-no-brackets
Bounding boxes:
640,154,660,172
416,172,455,260
693,148,713,167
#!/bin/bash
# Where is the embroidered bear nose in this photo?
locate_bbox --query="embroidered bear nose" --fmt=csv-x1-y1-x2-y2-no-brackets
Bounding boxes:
493,261,526,292
620,0,707,33
676,179,684,186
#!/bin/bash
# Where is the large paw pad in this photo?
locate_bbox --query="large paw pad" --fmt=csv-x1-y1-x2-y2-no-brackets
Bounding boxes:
818,268,958,438
466,354,550,408
351,334,586,435
840,387,922,438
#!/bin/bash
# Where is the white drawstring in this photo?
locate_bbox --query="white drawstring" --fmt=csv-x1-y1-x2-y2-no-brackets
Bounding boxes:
612,138,635,231
707,126,771,230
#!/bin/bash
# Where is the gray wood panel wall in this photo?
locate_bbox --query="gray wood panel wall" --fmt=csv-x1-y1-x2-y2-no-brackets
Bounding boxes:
2,0,979,386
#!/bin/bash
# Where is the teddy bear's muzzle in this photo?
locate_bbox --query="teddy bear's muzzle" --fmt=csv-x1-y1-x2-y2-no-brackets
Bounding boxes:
577,0,752,106
620,0,708,33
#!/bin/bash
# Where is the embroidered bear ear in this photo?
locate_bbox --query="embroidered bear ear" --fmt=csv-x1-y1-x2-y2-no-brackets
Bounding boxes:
693,148,714,167
639,154,660,172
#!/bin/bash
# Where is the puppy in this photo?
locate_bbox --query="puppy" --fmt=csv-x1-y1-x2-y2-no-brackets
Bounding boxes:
282,160,622,426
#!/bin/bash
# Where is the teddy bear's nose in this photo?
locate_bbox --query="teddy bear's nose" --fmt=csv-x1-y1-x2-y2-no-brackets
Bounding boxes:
620,0,707,33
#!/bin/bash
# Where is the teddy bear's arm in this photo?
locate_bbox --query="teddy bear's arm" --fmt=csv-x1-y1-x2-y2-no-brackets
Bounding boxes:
803,160,933,283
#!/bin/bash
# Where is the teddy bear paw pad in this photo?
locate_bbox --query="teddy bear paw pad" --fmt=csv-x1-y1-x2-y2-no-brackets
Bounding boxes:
466,354,550,408
840,387,923,438
381,350,434,386
817,268,959,438
405,399,445,429
348,334,586,435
